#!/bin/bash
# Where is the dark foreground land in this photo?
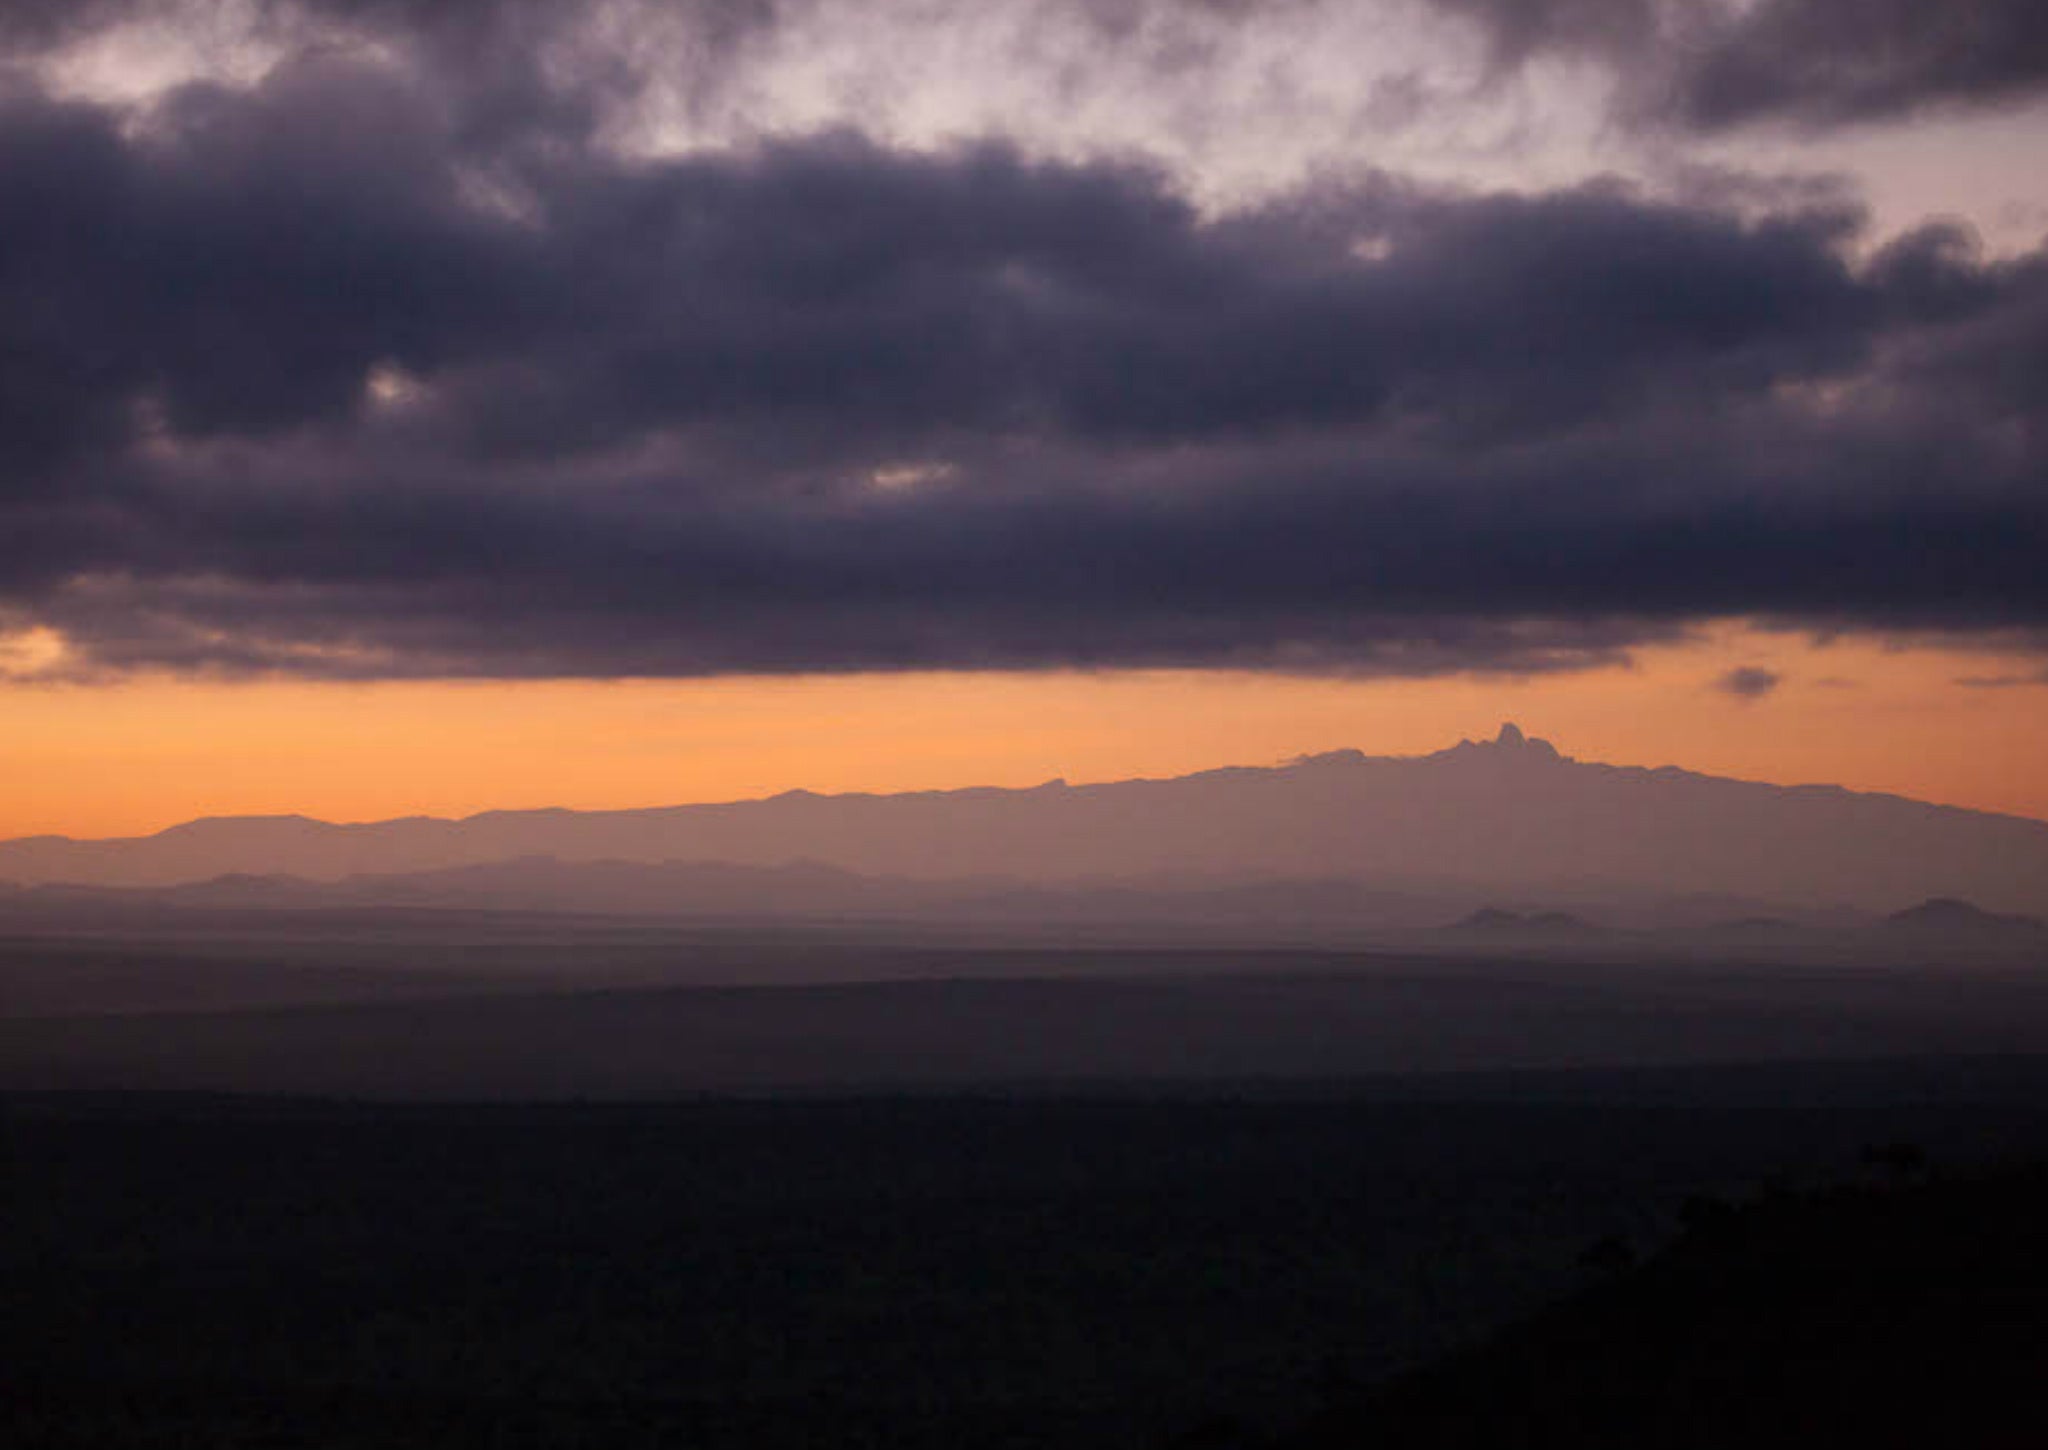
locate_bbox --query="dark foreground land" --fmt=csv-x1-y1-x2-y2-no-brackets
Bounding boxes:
9,1062,2048,1448
1283,1156,2048,1450
8,930,2048,1096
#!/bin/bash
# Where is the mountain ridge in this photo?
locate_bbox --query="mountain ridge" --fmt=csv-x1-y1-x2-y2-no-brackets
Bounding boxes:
14,724,2044,843
4,725,2046,914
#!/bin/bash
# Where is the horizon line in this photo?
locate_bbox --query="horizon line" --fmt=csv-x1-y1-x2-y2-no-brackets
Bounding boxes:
10,724,2048,847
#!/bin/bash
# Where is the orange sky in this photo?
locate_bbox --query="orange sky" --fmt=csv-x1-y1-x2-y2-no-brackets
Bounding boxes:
2,623,2045,840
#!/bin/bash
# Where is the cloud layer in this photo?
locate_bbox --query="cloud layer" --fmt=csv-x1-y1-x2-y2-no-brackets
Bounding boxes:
1450,0,2048,129
0,0,2044,680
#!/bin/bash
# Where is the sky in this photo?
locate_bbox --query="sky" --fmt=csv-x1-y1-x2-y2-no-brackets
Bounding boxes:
0,0,2045,838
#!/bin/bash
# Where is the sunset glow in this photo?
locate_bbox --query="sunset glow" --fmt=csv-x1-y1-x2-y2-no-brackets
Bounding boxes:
2,625,2042,840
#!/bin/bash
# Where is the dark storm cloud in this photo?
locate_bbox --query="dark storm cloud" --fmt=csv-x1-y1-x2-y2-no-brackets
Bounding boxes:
1669,0,2048,130
0,58,1888,471
0,0,2045,680
42,459,2044,679
1444,0,2048,129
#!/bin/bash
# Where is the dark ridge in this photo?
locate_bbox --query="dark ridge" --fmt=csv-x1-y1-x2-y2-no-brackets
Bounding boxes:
4,730,2047,920
1448,908,1601,934
1274,1160,2048,1449
1888,897,2045,931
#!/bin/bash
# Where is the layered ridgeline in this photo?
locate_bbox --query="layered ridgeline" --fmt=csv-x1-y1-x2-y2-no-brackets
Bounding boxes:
3,726,2046,916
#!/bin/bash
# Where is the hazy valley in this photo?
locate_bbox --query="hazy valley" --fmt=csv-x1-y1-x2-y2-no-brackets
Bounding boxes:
7,730,2046,1447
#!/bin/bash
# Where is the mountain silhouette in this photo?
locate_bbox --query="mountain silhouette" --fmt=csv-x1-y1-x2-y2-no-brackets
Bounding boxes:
3,725,2046,915
1887,897,2046,934
1450,907,1604,936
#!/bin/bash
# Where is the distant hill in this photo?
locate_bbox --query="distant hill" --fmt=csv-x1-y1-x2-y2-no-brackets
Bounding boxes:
1449,908,1605,937
1,859,1459,932
1887,897,2046,935
4,725,2047,916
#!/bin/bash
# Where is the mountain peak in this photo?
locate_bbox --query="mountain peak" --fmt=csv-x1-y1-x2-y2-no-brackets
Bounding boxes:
1428,724,1566,765
1471,721,1562,761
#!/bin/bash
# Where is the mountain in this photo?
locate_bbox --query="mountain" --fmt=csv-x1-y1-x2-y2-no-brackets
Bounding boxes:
1448,908,1605,938
10,856,916,919
1887,897,2046,935
0,863,1507,939
3,725,2047,915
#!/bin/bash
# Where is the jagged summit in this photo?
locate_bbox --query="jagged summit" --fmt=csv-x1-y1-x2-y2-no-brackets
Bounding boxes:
1303,728,1565,772
1434,722,1565,763
1492,722,1562,759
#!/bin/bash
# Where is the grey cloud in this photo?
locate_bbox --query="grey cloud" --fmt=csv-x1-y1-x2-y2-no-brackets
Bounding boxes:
0,3,2043,680
0,65,1892,471
22,0,2048,152
1671,0,2048,130
1444,0,2048,130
